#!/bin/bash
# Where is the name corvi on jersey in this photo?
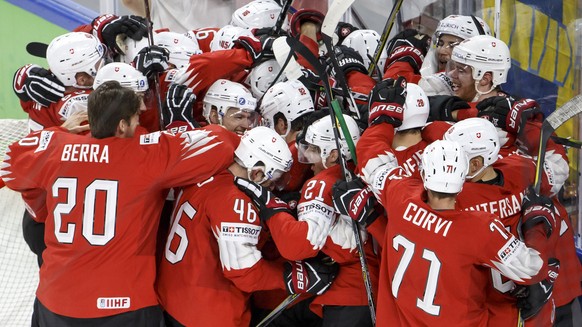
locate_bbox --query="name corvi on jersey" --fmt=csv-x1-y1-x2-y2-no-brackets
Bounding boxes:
403,202,453,237
61,144,109,163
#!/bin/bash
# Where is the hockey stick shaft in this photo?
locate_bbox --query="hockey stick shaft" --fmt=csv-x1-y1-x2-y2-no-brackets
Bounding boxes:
273,0,293,36
494,0,501,38
368,0,404,75
256,294,300,327
287,34,376,324
143,0,165,131
533,94,582,194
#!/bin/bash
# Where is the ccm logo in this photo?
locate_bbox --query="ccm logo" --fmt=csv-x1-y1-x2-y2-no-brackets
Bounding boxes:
370,103,403,114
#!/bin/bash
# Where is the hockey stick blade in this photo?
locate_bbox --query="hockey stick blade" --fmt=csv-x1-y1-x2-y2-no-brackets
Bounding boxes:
26,42,48,58
273,37,303,81
321,0,355,40
256,294,300,327
533,94,582,194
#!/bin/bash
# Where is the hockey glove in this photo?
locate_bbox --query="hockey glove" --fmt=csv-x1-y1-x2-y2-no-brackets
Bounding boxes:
92,14,148,55
133,45,170,77
335,22,359,45
234,177,292,223
477,96,543,135
368,77,407,127
13,64,65,106
510,258,559,320
234,35,275,65
284,256,339,295
332,178,379,226
385,29,431,74
326,45,368,78
289,8,325,40
427,95,471,122
163,84,198,132
518,186,557,240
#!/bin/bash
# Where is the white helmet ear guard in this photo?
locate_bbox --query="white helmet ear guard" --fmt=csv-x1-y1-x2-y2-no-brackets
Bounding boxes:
46,32,105,87
421,139,469,193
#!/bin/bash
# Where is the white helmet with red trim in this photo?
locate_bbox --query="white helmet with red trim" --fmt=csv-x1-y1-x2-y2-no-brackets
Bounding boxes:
93,62,148,92
231,0,284,30
155,31,202,69
46,32,105,87
421,139,469,193
210,25,254,52
259,80,314,137
444,117,500,179
341,29,387,72
235,126,293,185
396,83,429,131
247,59,284,98
203,79,257,124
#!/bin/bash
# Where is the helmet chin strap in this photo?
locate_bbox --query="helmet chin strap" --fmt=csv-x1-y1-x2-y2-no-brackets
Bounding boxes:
74,83,92,90
472,81,497,102
465,164,487,180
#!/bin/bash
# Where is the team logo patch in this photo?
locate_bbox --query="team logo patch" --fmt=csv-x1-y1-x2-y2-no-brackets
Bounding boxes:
97,297,130,309
497,237,522,262
140,132,162,145
35,131,54,153
239,98,247,106
220,222,261,243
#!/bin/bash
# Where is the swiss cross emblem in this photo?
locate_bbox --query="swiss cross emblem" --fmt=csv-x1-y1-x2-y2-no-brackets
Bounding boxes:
341,27,350,36
492,42,497,47
476,132,481,138
272,137,277,143
270,14,275,19
69,48,74,54
229,227,235,233
114,67,120,72
174,38,179,44
268,66,273,72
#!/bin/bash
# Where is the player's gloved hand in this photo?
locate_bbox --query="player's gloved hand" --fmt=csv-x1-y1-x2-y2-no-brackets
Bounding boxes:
326,45,368,78
385,29,431,74
427,95,471,122
288,8,325,40
284,256,339,295
477,97,543,135
368,77,407,126
332,178,379,226
13,64,65,106
234,177,292,222
92,14,148,54
518,186,557,240
510,258,559,320
234,35,275,65
133,45,170,77
163,84,198,132
335,22,359,45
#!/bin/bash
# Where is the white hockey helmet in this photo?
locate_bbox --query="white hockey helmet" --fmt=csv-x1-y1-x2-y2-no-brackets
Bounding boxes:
235,126,293,186
259,80,315,137
210,25,254,52
435,15,491,41
203,79,257,124
247,59,284,98
155,32,202,69
444,117,501,179
341,29,387,72
231,0,284,30
421,139,468,193
93,62,148,93
46,32,105,87
299,114,360,167
450,35,511,88
396,83,430,131
120,36,150,64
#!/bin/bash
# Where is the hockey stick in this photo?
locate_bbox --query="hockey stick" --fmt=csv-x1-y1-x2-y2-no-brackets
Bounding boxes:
368,0,404,76
26,42,48,58
494,0,501,38
273,0,293,36
288,33,377,324
143,0,165,131
550,135,582,149
533,94,582,194
255,293,300,327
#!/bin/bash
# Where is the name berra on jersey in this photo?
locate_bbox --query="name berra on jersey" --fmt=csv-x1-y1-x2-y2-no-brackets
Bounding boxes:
97,297,130,309
220,222,261,243
61,144,109,163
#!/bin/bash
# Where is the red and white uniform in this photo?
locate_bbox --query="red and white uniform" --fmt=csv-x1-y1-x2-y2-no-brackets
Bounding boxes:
156,170,285,326
1,125,239,318
267,164,379,315
185,27,220,53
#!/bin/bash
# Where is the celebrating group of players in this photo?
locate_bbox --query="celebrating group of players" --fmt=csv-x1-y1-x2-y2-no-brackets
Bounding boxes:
2,0,581,326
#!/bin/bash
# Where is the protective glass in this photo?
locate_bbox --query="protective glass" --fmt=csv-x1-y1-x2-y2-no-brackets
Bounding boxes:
445,60,472,79
297,142,322,164
225,108,259,128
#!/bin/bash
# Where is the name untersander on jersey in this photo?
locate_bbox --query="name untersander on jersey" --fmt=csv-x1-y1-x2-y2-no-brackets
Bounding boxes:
220,222,262,243
462,190,526,219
